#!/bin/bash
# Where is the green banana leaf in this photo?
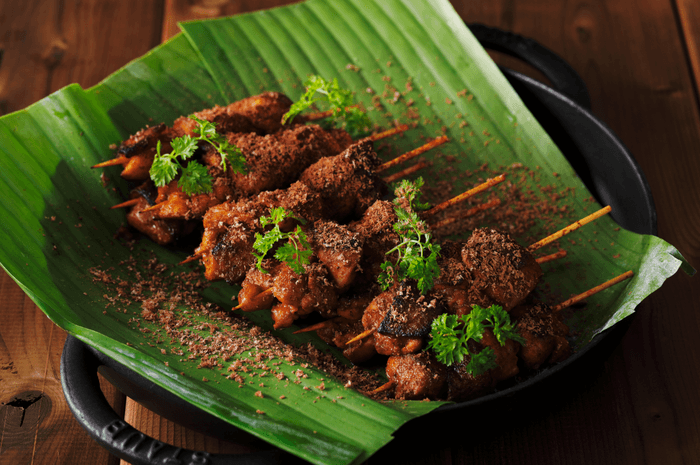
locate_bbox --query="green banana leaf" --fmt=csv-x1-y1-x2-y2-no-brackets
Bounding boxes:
0,0,692,463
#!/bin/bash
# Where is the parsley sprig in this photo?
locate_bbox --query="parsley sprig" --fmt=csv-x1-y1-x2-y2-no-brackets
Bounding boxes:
378,178,440,294
282,75,372,138
427,305,525,375
253,207,313,274
150,116,246,195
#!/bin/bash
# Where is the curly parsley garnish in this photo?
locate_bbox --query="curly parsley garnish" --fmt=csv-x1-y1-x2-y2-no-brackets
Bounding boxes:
253,207,313,274
150,116,246,195
427,305,525,375
282,75,372,138
378,178,440,294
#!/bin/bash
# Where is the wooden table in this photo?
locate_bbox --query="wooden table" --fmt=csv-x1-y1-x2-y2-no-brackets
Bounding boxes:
1,1,698,464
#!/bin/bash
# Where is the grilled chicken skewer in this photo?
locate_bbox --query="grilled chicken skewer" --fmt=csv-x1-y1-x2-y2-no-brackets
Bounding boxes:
379,269,633,400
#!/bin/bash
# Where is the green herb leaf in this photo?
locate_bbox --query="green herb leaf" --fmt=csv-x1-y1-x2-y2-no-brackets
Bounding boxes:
150,141,180,187
149,116,245,195
427,305,524,375
379,178,440,294
283,75,372,138
170,134,198,160
178,161,213,195
275,226,314,275
253,208,310,274
393,177,430,211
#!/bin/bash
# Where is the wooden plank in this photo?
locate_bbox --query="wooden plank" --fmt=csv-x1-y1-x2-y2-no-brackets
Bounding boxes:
162,0,301,41
0,0,165,116
0,271,122,464
675,0,700,110
0,1,164,464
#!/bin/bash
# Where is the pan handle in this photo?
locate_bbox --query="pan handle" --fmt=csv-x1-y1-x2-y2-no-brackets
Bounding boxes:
60,335,289,465
468,23,592,109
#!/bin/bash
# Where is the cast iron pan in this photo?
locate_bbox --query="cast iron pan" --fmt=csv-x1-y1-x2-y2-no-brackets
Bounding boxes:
60,24,657,464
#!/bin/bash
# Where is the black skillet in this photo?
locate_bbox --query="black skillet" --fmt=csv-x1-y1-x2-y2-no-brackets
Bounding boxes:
60,24,656,465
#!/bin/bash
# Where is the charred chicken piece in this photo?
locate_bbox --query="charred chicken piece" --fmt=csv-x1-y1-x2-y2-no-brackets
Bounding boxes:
316,318,377,365
385,352,447,400
236,260,279,313
446,358,495,402
361,280,441,356
432,239,497,315
225,91,299,134
270,261,338,329
511,302,571,370
348,200,400,287
298,139,387,222
114,123,170,181
231,124,352,197
196,182,324,283
377,280,446,339
123,182,194,245
461,228,543,310
237,257,340,330
479,329,521,383
309,220,363,293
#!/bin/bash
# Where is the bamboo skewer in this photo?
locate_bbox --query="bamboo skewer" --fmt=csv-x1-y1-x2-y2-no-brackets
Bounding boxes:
343,328,375,346
233,288,274,311
111,198,141,210
528,205,612,252
92,157,128,169
179,253,203,265
423,174,506,218
551,270,634,312
293,320,336,334
382,161,429,184
301,104,361,121
535,250,567,264
371,380,396,394
367,124,410,142
142,203,164,213
376,136,449,173
428,198,501,230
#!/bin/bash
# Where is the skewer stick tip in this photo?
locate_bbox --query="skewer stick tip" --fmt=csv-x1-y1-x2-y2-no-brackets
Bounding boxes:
92,157,128,169
529,205,612,252
377,135,449,173
382,160,428,184
552,270,634,312
367,123,410,142
343,328,375,346
535,249,568,264
423,174,506,218
370,380,396,394
142,203,164,213
111,198,141,210
429,198,502,230
293,320,334,334
178,253,202,266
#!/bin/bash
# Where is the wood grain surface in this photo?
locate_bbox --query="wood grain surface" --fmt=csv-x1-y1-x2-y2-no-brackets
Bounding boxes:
1,1,698,464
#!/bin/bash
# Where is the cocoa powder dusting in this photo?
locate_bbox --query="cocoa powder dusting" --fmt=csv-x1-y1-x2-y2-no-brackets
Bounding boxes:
89,251,383,400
